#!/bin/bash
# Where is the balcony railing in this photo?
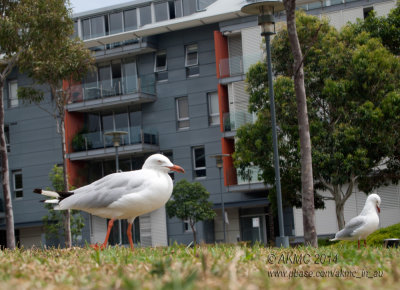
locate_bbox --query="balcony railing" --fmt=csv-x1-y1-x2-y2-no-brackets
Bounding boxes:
71,126,158,153
223,111,256,132
218,53,264,78
237,166,262,185
69,73,156,104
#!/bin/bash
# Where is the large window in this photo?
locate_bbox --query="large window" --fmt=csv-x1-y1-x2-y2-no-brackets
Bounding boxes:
185,44,199,77
176,97,189,129
124,9,138,31
139,5,152,26
82,16,106,40
193,146,206,178
155,2,169,22
109,12,123,34
13,170,23,199
208,92,219,126
8,80,18,108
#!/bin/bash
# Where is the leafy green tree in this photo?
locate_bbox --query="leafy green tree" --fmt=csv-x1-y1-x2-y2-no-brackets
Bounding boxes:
42,165,85,245
16,0,93,248
166,179,216,244
0,0,84,249
350,1,400,55
234,12,400,231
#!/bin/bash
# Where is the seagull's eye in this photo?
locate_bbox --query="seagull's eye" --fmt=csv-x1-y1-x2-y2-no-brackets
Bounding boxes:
157,160,162,164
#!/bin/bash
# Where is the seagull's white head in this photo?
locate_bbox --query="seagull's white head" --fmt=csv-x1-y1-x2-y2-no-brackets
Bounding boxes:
142,154,185,174
366,193,381,214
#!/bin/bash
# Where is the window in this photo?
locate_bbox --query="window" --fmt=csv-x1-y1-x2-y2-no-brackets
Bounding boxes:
81,16,107,40
183,0,197,16
139,5,152,27
109,12,123,34
208,92,219,126
13,170,23,199
8,80,18,108
183,219,193,232
155,51,168,82
193,146,206,178
185,44,199,77
185,44,198,66
155,2,169,22
124,9,138,31
176,97,189,129
5,125,10,152
363,7,374,19
173,0,183,18
197,0,216,10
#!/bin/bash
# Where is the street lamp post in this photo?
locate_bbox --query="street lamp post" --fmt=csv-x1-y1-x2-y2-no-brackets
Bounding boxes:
104,130,128,245
241,0,289,247
209,153,230,243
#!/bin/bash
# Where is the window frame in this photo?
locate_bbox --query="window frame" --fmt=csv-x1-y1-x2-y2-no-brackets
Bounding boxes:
5,125,10,152
207,91,220,126
154,50,167,72
192,146,206,178
12,170,23,199
176,97,190,130
8,80,18,108
185,43,198,67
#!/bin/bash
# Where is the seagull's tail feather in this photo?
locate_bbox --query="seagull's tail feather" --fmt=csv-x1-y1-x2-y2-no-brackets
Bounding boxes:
329,238,337,241
34,189,74,210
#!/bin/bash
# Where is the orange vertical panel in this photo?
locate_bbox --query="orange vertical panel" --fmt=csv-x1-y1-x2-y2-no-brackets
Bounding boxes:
222,138,237,186
63,80,85,187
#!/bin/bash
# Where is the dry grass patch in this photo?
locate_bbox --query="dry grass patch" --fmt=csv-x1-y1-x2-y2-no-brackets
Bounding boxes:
0,244,398,289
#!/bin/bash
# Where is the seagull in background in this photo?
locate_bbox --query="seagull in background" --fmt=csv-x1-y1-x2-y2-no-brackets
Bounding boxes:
34,154,184,251
330,194,381,249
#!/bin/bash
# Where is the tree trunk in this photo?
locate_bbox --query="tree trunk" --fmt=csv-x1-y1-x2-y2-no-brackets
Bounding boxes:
60,117,72,248
335,199,345,230
190,221,197,245
283,0,317,247
0,82,16,249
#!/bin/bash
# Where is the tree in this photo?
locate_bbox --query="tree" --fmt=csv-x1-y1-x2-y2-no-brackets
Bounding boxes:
17,0,93,248
42,165,85,245
283,0,317,246
350,1,400,55
166,179,216,244
0,0,81,249
234,12,400,232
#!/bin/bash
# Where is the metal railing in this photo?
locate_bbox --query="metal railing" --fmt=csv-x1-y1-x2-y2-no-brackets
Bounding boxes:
223,111,256,132
71,126,159,153
218,53,264,78
69,73,156,104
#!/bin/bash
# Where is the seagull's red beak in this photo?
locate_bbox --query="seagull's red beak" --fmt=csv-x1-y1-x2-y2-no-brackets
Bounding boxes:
168,165,185,173
377,205,380,214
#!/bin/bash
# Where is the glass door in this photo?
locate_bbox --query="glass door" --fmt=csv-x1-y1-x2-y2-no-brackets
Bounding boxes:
240,215,266,245
122,59,138,94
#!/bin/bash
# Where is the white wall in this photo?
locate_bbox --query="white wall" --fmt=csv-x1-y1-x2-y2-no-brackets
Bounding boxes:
294,183,400,237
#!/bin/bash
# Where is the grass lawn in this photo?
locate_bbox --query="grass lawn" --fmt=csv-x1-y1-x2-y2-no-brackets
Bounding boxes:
0,243,399,289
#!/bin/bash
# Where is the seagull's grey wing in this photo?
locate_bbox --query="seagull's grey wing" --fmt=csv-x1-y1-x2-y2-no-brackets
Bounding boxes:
59,171,146,210
335,216,367,239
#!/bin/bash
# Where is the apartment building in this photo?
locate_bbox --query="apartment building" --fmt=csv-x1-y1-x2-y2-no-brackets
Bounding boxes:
1,0,398,248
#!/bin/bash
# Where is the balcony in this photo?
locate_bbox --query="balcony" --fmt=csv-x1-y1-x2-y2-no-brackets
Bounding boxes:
66,73,156,112
218,53,263,83
223,111,256,136
225,165,268,192
68,126,159,161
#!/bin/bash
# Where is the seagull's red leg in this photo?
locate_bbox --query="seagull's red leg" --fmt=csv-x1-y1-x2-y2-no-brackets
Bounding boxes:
364,240,367,248
90,219,115,250
358,240,360,249
127,222,134,251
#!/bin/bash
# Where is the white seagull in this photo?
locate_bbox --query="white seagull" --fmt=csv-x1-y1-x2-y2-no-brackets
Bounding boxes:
330,194,381,249
34,154,184,250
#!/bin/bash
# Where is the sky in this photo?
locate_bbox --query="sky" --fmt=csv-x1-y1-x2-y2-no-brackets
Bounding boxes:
69,0,133,14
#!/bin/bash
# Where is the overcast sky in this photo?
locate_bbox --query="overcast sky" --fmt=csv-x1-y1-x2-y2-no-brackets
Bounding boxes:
69,0,133,13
